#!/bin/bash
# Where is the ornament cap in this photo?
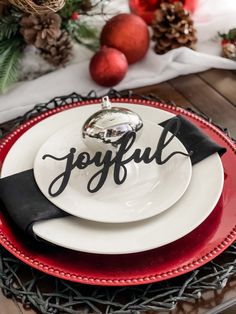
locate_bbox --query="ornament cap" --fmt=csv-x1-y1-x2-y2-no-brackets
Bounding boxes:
101,96,112,109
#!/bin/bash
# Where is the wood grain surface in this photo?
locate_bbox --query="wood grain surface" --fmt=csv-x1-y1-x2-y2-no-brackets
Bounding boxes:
0,69,236,314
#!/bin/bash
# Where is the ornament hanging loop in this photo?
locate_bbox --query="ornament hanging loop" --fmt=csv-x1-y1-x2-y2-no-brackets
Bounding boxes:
101,96,112,110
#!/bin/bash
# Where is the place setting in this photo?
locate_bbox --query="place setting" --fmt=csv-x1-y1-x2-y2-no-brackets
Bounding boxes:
2,0,236,311
0,94,234,286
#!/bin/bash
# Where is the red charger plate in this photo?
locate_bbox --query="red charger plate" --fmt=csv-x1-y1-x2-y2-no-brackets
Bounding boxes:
0,98,235,286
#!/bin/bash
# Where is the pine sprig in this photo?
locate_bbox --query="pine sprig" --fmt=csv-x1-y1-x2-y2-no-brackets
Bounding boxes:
0,37,23,93
0,12,21,41
219,28,236,41
76,23,99,39
60,0,111,51
66,20,99,51
60,0,85,21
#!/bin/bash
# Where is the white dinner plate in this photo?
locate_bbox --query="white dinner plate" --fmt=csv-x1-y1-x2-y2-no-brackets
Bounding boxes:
0,103,224,254
33,120,192,223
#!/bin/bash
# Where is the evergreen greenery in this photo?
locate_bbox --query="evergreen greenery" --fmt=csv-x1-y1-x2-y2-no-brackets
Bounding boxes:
66,20,99,51
0,10,23,92
0,37,23,93
219,28,236,41
61,0,99,51
0,11,21,41
0,0,106,92
60,0,85,21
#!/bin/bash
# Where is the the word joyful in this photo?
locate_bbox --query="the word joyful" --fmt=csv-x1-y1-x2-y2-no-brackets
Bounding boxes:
43,117,191,195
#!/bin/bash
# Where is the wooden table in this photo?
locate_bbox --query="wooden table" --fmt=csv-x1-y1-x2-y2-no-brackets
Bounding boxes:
1,68,236,314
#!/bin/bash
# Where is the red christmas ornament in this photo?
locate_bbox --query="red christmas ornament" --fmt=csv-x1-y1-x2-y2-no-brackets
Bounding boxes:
129,0,198,25
129,0,159,24
100,13,150,64
89,46,128,87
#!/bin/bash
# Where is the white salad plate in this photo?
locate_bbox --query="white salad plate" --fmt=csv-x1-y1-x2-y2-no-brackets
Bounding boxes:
0,104,224,254
33,120,192,223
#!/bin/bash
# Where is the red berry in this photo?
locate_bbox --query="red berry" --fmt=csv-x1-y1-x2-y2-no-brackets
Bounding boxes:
221,39,230,46
71,12,79,21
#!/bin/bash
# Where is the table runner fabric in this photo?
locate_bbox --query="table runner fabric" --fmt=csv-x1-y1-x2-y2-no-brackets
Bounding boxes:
1,0,236,124
0,115,226,237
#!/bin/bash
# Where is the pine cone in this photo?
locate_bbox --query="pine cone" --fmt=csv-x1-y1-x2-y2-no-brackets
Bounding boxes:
40,30,73,67
219,29,236,60
20,13,61,48
152,2,197,54
222,43,236,60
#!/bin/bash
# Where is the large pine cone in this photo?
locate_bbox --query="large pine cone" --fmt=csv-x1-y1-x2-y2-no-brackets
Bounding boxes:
152,2,197,54
40,30,73,67
20,13,61,48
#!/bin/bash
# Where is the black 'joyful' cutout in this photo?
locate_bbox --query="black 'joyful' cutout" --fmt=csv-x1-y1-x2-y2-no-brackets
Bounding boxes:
43,117,192,194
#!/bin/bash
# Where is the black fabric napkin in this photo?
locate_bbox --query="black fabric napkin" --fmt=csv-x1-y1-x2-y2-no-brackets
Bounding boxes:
160,115,226,164
0,170,68,235
0,115,226,237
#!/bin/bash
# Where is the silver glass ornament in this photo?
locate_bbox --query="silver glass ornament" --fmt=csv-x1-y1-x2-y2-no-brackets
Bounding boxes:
82,96,143,151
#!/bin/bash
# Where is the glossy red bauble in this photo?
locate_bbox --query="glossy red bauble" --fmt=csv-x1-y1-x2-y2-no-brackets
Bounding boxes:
100,13,150,64
89,47,128,87
129,0,198,25
129,0,159,24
